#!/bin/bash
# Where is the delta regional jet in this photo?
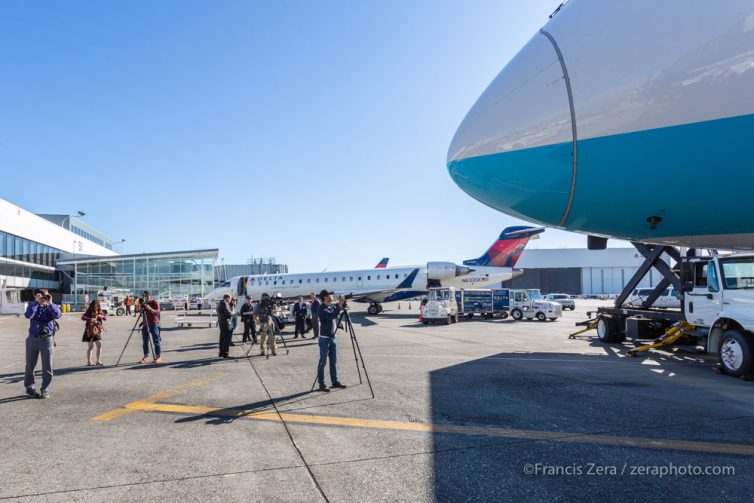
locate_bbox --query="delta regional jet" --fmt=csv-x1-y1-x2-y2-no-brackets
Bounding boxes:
207,227,542,314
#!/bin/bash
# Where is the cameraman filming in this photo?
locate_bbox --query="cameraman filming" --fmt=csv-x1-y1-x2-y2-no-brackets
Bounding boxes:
139,291,163,364
254,293,277,356
315,290,347,392
24,289,62,399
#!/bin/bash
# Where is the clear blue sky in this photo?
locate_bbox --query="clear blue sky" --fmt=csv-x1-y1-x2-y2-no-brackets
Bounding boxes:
0,0,616,272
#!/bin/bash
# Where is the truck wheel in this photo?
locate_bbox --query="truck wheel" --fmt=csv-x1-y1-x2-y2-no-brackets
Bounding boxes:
116,307,125,316
719,330,754,377
536,312,546,321
511,309,523,321
452,314,459,324
596,316,618,343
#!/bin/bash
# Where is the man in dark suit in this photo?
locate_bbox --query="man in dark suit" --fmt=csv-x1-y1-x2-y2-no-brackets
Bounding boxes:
293,295,307,338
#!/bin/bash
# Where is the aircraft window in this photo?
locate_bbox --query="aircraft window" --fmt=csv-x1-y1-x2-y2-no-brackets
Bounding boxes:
404,274,407,278
274,281,277,285
307,279,311,283
349,276,353,281
377,275,380,280
395,274,399,279
282,280,285,285
333,277,337,282
342,277,346,282
324,278,328,282
367,276,371,280
316,278,319,283
299,279,302,284
358,276,362,281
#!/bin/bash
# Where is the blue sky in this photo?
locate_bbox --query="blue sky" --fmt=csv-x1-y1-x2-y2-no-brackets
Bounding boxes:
0,0,611,272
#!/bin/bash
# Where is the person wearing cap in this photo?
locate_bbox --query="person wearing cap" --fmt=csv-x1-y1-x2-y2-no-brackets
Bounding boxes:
139,291,163,364
315,290,347,392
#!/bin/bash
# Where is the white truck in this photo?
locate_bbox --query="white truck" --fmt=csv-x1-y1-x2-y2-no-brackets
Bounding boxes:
509,289,562,321
422,287,561,324
587,252,754,377
0,288,27,316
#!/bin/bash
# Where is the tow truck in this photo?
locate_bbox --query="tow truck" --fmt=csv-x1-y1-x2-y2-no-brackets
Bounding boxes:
574,244,754,378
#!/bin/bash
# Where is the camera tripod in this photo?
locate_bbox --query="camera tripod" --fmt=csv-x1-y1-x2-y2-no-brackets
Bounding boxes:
310,308,374,398
243,318,290,359
115,305,158,367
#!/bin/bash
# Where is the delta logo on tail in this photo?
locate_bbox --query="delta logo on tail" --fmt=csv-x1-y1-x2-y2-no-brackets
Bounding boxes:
463,226,544,268
374,258,389,268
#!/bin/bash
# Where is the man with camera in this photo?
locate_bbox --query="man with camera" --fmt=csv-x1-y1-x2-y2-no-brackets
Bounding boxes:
24,289,62,399
254,293,277,356
315,290,347,392
140,291,163,364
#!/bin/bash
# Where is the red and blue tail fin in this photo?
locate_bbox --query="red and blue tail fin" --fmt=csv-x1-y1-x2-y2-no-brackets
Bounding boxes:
374,257,389,269
463,226,543,267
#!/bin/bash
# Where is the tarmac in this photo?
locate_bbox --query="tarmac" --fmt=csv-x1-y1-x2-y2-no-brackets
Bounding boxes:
1,300,754,502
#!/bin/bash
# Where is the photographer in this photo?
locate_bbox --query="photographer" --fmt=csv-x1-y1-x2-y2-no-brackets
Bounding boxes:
24,289,62,399
315,290,347,392
139,291,163,364
254,293,277,356
240,296,257,344
216,294,234,358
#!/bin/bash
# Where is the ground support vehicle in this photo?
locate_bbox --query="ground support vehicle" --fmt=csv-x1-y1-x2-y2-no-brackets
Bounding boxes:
573,243,754,378
509,289,562,321
421,287,513,324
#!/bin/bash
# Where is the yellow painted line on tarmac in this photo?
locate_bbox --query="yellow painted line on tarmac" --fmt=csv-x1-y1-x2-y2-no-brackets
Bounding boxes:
92,372,227,422
114,400,754,457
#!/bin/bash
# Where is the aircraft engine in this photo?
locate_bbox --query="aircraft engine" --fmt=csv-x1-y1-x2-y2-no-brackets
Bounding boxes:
426,262,472,281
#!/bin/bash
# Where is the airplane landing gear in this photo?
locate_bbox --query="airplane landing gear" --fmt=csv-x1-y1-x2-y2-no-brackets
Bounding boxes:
367,303,383,315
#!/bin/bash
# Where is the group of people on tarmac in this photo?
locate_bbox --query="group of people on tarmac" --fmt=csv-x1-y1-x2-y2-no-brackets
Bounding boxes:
22,287,347,399
214,290,346,392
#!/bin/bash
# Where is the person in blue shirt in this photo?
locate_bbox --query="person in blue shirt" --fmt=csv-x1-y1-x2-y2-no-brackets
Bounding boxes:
24,288,62,399
316,290,347,392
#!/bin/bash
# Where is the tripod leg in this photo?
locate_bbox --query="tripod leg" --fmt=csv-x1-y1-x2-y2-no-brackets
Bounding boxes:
347,318,363,385
277,325,290,355
348,316,375,399
115,313,143,367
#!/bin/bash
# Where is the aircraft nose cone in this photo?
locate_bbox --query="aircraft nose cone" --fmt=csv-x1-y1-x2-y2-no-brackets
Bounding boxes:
447,32,575,227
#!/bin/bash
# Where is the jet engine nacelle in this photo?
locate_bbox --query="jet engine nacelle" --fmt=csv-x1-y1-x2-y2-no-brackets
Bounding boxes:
426,262,472,281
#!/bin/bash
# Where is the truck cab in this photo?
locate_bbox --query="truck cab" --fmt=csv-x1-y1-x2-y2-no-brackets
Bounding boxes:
686,254,754,376
421,287,458,325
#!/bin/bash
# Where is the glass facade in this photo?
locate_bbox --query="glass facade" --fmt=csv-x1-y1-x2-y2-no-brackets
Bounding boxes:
57,250,217,302
0,231,62,267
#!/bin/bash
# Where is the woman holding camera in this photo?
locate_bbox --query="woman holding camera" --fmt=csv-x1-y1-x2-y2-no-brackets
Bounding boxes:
82,300,107,366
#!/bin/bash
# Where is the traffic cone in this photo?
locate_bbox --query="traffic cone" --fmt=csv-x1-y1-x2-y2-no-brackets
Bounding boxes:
418,307,423,323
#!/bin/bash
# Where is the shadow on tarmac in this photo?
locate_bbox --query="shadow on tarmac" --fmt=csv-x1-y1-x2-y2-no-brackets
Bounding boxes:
174,390,315,424
0,395,33,405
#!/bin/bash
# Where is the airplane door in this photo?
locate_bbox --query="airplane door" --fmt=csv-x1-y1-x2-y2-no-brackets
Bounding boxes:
686,260,722,325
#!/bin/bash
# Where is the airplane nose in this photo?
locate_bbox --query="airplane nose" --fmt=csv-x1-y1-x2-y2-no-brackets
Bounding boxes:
447,31,576,227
